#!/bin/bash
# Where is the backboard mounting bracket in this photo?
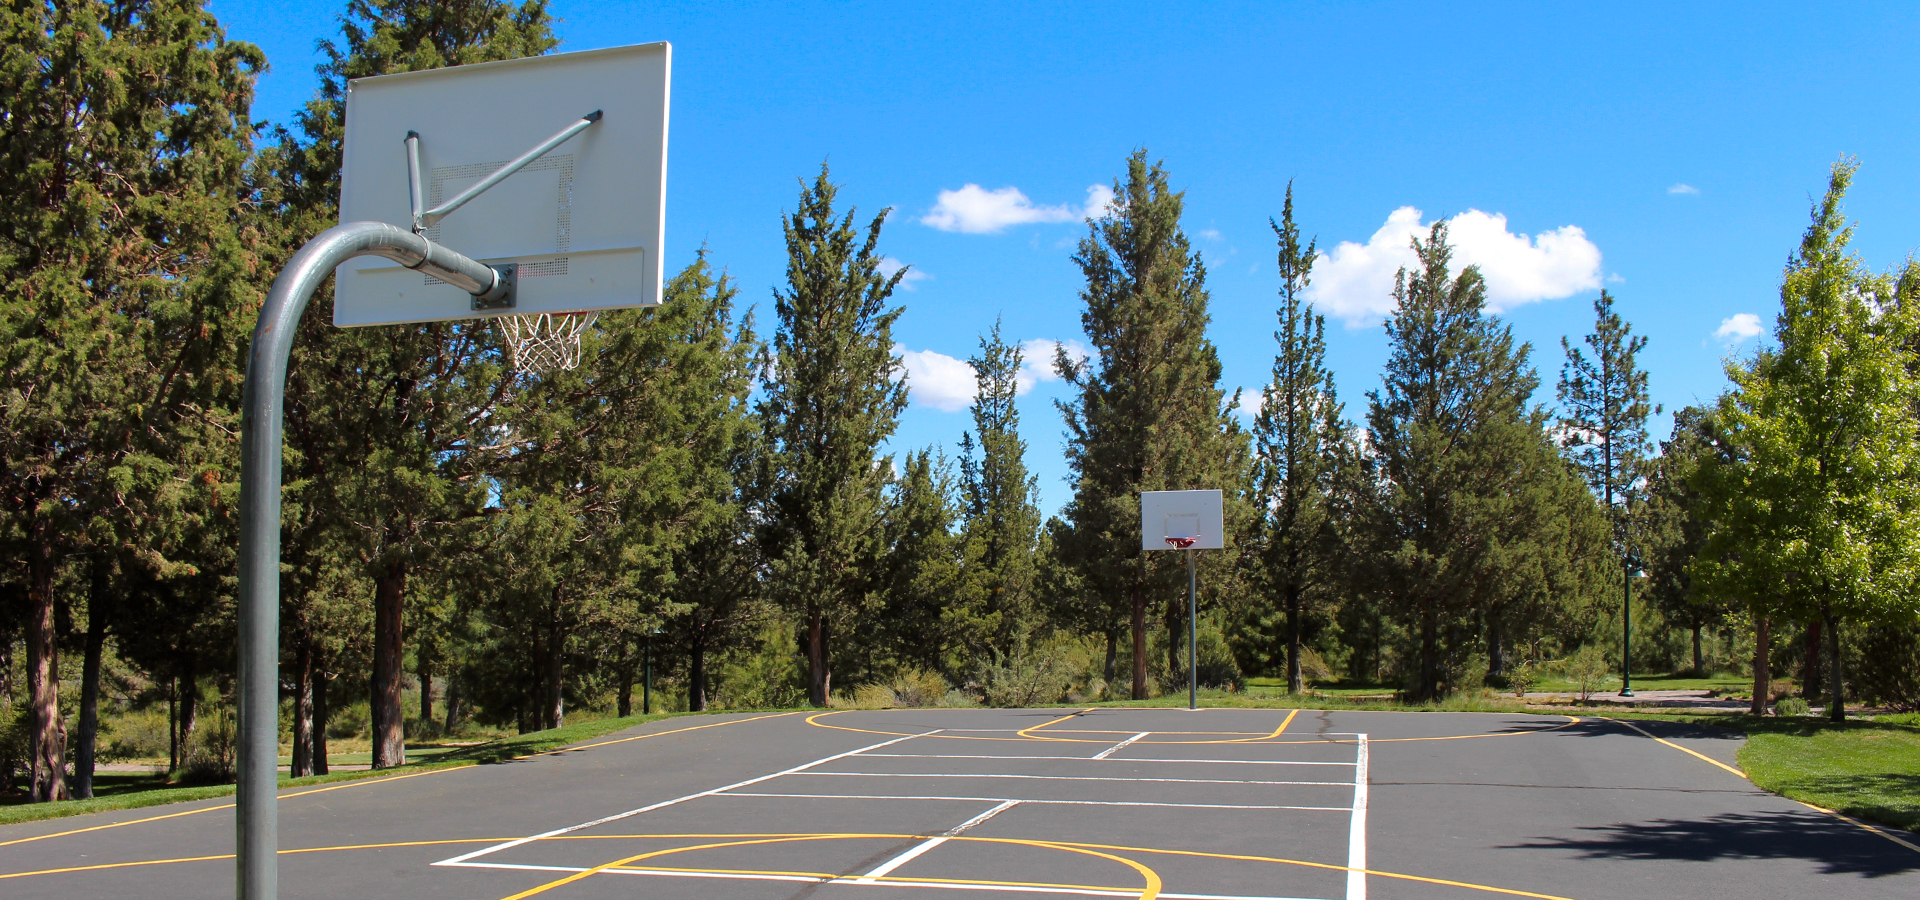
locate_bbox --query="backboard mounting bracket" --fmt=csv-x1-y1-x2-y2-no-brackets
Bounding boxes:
470,263,517,310
405,109,603,233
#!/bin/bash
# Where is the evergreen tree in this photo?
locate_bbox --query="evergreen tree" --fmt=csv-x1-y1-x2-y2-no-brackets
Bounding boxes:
955,323,1044,661
1695,160,1920,721
1054,150,1248,699
877,450,963,678
1641,406,1737,675
258,0,558,767
0,0,261,801
1557,290,1657,685
1246,185,1350,694
758,166,907,707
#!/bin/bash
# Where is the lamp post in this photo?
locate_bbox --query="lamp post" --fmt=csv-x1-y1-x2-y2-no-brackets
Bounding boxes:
643,626,661,715
1621,555,1643,698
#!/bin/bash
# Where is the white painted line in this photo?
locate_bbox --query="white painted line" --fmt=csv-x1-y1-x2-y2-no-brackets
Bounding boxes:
804,771,1349,787
1346,734,1368,900
1092,732,1152,759
432,729,941,866
944,798,1021,835
721,790,1352,811
862,753,1357,767
445,860,1334,899
854,836,948,883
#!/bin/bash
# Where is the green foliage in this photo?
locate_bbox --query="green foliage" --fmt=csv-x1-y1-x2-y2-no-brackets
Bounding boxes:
1846,620,1920,711
1774,696,1811,717
954,323,1046,662
1561,646,1613,703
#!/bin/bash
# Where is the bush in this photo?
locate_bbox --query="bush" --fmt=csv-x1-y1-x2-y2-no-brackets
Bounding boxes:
1774,696,1812,717
840,684,899,710
103,707,170,761
1506,659,1540,698
326,701,368,740
887,669,948,708
978,647,1071,708
1563,646,1614,703
179,707,237,786
1848,621,1920,711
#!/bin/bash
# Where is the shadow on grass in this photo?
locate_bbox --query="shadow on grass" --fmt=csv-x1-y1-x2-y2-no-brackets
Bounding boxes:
1505,809,1920,876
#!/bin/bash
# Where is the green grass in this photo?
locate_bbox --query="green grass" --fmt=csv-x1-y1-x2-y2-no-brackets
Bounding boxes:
0,710,696,828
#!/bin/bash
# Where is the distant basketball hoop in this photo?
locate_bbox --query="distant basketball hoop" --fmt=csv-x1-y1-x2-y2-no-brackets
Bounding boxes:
1164,536,1198,549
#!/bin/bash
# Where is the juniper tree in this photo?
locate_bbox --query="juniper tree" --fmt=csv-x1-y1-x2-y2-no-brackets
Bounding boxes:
955,323,1044,661
1055,151,1248,699
1246,185,1351,694
876,450,963,678
758,166,907,707
1641,406,1736,676
0,0,261,801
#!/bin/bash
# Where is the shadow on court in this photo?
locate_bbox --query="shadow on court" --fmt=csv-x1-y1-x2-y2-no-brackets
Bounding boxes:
1505,809,1920,877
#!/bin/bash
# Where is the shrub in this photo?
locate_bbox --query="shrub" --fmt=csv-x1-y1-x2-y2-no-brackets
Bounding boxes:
326,701,368,740
1564,646,1614,703
1506,660,1540,698
1774,696,1812,717
978,647,1071,708
887,669,948,708
180,707,237,786
1848,621,1920,711
103,707,170,761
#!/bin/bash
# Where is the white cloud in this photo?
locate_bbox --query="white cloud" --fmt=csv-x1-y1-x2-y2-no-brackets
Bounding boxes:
1304,206,1603,325
1669,183,1700,195
895,345,976,412
1714,312,1763,345
1199,228,1223,241
921,183,1116,233
876,256,930,290
895,338,1090,412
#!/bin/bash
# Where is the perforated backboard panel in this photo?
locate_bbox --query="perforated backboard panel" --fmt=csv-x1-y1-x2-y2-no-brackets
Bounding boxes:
335,43,670,326
1140,490,1225,551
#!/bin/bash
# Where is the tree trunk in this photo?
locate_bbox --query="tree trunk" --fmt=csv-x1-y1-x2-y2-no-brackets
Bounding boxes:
311,661,329,776
1102,628,1117,685
418,642,433,732
1130,585,1148,700
1692,623,1704,677
74,570,108,800
1801,619,1824,700
1286,586,1304,695
178,656,198,759
1750,614,1771,715
370,559,407,768
616,640,633,718
167,678,179,775
689,634,708,712
807,605,830,707
291,638,313,778
1826,610,1844,722
443,679,461,734
1486,614,1506,681
25,539,68,802
1419,603,1440,702
545,597,565,731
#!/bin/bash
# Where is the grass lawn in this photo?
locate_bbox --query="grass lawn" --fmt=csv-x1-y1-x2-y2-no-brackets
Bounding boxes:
0,709,701,827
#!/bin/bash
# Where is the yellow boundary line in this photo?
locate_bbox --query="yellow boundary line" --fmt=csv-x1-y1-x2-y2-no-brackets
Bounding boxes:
806,708,1580,744
0,831,1584,899
0,712,797,849
1601,716,1920,855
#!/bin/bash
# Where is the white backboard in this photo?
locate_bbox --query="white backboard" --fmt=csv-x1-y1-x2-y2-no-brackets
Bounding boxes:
335,43,670,326
1141,490,1225,551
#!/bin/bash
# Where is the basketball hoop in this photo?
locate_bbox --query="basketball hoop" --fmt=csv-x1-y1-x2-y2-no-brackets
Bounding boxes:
1165,536,1198,549
501,311,597,372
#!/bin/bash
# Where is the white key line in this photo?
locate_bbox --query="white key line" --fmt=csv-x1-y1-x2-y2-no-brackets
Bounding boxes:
803,771,1349,787
1347,734,1370,900
945,798,1022,835
1092,732,1152,759
432,729,941,867
445,860,1336,900
854,836,949,883
861,752,1357,767
721,791,1352,812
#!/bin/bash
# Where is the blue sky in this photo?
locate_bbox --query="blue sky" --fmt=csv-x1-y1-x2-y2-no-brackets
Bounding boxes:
212,1,1920,516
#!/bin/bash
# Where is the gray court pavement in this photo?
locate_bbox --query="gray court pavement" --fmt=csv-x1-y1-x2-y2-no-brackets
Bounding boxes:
0,707,1913,899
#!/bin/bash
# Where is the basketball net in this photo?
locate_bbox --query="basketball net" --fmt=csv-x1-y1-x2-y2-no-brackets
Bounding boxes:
501,311,597,373
1165,536,1198,549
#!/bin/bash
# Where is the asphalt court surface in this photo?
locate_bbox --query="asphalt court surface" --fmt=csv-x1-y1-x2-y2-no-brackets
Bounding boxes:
2,707,1916,899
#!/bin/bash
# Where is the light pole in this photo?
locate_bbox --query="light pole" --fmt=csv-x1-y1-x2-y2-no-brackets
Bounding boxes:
1621,555,1642,698
643,626,661,715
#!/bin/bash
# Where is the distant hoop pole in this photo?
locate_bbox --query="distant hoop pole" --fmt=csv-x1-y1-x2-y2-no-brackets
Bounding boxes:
237,222,507,900
1187,547,1198,711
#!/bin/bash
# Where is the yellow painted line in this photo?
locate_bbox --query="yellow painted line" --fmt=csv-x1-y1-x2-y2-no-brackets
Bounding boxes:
0,853,236,880
1602,716,1920,856
1364,716,1581,743
1221,708,1297,743
809,708,1579,745
0,713,790,849
1017,708,1097,741
1071,842,1586,899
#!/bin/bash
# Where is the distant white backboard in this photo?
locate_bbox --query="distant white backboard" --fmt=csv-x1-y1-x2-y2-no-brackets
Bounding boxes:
1141,490,1225,551
335,43,670,326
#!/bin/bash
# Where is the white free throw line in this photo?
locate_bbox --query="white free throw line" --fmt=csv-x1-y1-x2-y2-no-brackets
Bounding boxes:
447,860,1334,900
1092,732,1152,759
432,729,941,866
1346,734,1369,900
804,771,1348,787
861,753,1357,767
722,791,1351,811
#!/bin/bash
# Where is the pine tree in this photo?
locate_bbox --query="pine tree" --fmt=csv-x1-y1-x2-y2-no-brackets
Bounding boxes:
1695,160,1920,721
0,0,262,801
1055,150,1248,699
955,323,1044,661
1641,406,1737,676
877,450,963,678
258,0,558,768
1557,290,1657,687
758,165,907,707
1246,185,1350,694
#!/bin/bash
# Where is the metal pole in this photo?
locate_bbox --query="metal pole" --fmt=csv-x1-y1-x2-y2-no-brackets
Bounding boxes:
1620,560,1635,698
1188,549,1198,711
643,635,653,716
238,222,508,900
